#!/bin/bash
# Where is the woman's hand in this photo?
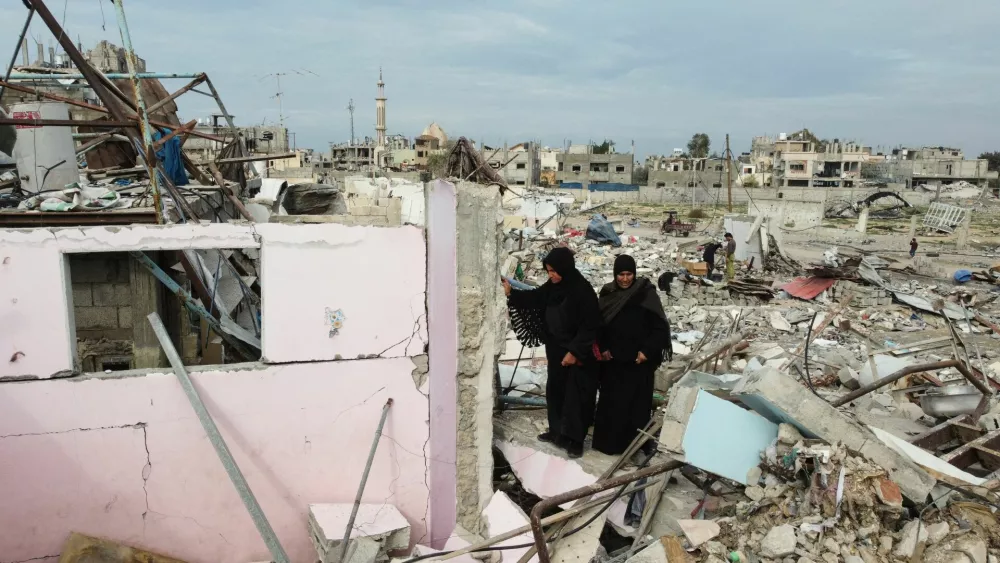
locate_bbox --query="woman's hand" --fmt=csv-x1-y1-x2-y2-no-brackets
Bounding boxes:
562,352,578,366
636,351,648,364
600,350,613,361
501,277,511,297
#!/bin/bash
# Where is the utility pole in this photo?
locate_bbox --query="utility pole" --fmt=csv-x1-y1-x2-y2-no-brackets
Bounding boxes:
725,134,733,212
347,98,355,144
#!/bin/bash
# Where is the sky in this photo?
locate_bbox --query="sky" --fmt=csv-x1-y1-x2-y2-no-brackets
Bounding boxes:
2,0,999,159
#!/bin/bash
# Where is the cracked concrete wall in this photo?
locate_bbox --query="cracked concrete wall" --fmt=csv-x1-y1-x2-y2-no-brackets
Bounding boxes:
455,182,505,535
0,358,430,563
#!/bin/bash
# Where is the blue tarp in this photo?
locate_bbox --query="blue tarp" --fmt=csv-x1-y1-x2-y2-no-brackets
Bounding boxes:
589,183,640,192
954,269,973,283
153,129,189,186
585,214,621,246
559,182,585,190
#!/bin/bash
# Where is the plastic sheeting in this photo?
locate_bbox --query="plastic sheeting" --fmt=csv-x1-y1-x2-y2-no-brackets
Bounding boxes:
585,213,622,246
153,129,189,186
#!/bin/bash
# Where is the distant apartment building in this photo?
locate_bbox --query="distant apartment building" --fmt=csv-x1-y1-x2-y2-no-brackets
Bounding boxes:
484,142,540,186
539,147,560,186
772,137,870,188
891,147,993,188
645,155,731,189
415,123,448,169
556,145,633,188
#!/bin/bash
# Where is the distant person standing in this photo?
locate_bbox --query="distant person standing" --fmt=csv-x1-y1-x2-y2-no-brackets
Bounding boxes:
910,238,918,258
702,242,722,279
724,233,736,281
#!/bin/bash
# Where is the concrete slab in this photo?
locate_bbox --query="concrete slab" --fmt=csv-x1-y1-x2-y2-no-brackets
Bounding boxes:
733,367,936,502
659,387,778,485
625,540,667,563
483,491,537,563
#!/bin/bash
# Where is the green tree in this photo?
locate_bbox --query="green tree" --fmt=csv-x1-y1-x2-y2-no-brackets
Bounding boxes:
743,175,759,188
426,152,448,179
591,139,615,154
790,128,826,151
632,165,648,185
686,133,710,158
979,151,1000,171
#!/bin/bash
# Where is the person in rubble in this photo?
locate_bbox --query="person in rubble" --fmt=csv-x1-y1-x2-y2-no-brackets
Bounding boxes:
503,247,601,458
593,254,671,457
724,232,737,281
702,241,722,279
910,238,918,258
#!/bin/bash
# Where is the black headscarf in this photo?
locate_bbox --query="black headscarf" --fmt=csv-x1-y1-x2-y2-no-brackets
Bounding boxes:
599,254,667,325
543,247,586,285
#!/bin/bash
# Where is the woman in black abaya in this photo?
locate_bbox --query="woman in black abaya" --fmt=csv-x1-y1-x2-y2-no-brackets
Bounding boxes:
593,254,671,456
503,247,601,458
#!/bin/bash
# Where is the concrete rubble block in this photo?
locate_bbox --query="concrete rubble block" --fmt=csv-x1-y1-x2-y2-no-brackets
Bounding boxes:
625,540,668,563
733,367,936,502
760,524,797,558
893,519,928,559
659,387,777,485
92,282,131,307
309,503,411,563
926,522,950,544
677,519,721,548
72,283,93,307
74,306,120,329
551,505,608,563
482,491,537,563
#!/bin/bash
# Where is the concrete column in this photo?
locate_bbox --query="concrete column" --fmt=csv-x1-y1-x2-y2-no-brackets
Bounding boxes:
855,207,869,234
956,213,972,249
129,255,166,368
455,181,504,537
908,215,919,239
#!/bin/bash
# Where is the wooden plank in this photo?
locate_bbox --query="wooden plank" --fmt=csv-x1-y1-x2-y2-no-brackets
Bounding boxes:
943,428,1000,469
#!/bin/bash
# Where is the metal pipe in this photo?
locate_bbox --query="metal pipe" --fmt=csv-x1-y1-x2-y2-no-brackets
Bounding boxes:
112,0,162,223
129,251,258,359
146,312,290,563
500,395,546,407
207,162,254,221
146,74,207,116
216,152,298,165
0,117,134,128
6,72,203,80
1,8,35,102
831,360,960,407
335,399,394,563
529,461,684,563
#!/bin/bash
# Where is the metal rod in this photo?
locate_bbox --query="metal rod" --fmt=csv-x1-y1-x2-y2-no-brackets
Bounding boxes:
499,395,546,407
1,8,34,102
146,312,289,563
208,162,254,221
0,117,134,128
335,399,394,563
152,119,197,150
146,73,206,116
430,479,661,562
112,0,163,223
205,75,256,187
216,152,297,165
530,461,685,563
6,72,203,80
129,251,258,359
832,360,960,407
0,80,227,142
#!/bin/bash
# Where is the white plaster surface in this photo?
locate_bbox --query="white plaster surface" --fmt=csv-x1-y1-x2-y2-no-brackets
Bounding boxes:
310,503,411,541
0,223,259,252
495,439,600,500
260,224,427,363
0,246,74,379
483,491,537,563
0,358,430,563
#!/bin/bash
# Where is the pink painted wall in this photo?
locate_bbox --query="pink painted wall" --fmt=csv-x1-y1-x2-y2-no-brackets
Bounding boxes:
0,358,429,563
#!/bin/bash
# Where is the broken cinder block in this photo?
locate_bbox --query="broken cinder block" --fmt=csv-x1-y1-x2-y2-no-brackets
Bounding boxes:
733,367,936,502
309,503,411,563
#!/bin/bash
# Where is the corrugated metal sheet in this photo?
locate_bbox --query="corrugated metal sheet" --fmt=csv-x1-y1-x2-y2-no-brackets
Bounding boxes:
782,277,837,300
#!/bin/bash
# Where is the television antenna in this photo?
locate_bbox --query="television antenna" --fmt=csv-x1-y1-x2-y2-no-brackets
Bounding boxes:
258,68,320,128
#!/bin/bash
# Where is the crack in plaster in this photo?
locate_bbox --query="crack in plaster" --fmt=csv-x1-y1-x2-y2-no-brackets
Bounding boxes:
140,423,151,535
0,422,145,439
375,312,428,358
2,555,60,563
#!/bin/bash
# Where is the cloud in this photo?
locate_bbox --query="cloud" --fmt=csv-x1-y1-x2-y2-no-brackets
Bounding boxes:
2,0,999,157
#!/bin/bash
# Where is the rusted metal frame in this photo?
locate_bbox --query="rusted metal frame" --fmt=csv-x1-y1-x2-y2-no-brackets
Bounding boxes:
0,117,134,127
942,428,1000,471
208,162,254,221
22,0,197,223
909,416,978,450
74,130,120,155
529,461,685,563
204,75,257,189
145,73,206,116
112,0,164,223
152,119,197,151
832,360,960,407
0,7,34,104
0,80,227,143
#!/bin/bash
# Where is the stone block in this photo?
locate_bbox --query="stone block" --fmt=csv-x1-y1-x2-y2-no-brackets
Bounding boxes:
118,306,133,329
69,256,114,283
72,283,93,307
734,367,936,502
74,306,120,329
309,503,411,563
93,283,131,307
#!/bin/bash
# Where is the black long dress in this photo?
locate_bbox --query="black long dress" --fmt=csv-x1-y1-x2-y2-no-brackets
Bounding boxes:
507,272,601,446
593,285,670,455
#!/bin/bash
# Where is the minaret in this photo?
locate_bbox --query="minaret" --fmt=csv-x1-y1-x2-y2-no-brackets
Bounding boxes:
375,68,387,167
